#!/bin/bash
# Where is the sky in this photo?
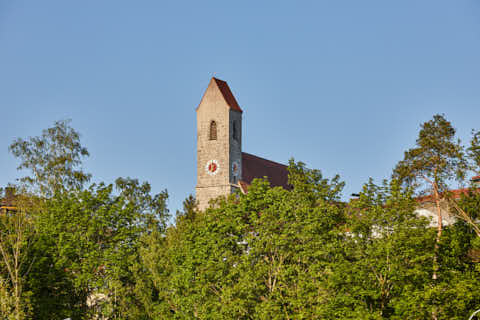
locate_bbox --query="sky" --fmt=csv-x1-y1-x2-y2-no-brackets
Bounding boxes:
1,1,480,214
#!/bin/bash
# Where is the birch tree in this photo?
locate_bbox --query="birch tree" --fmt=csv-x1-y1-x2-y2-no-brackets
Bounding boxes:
0,192,37,320
9,119,90,197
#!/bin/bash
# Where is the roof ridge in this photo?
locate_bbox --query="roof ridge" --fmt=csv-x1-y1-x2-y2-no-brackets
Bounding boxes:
212,77,243,113
242,152,287,168
196,77,243,113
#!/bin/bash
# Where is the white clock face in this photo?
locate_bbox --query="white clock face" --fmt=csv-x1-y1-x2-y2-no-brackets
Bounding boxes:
232,160,240,177
205,159,220,176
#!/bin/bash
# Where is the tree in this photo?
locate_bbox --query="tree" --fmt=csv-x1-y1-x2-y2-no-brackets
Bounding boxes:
139,160,346,319
330,179,435,319
175,194,198,225
393,114,467,281
30,179,169,319
0,191,38,320
436,129,480,239
467,129,480,173
7,121,170,319
9,119,90,197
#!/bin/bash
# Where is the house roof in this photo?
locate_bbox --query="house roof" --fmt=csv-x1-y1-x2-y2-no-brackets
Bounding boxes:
416,188,480,203
240,152,290,191
405,177,480,203
212,77,243,113
1,188,16,209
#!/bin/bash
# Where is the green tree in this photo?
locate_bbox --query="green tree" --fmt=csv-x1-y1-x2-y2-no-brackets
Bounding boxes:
0,191,38,320
6,120,93,318
7,120,170,319
9,119,90,197
29,179,169,319
139,160,346,319
393,114,467,282
175,194,198,225
329,179,434,319
467,129,480,173
440,128,480,240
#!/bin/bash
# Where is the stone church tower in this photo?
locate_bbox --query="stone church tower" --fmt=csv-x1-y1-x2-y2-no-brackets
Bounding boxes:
196,77,243,210
196,77,289,211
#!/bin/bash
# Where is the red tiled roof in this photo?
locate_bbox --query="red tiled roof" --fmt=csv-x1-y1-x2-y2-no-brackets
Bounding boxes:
212,77,243,113
416,188,480,203
241,152,290,190
415,176,480,203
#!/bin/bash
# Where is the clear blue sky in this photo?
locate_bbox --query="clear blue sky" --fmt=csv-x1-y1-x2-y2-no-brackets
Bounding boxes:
1,1,480,213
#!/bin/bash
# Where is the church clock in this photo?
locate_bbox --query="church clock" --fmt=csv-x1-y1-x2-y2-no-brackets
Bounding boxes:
232,160,240,177
205,159,220,176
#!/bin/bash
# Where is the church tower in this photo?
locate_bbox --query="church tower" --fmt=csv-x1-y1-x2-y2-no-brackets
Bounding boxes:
196,77,243,210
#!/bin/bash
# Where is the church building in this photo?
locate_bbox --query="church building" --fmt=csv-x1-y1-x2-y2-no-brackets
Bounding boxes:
196,77,289,210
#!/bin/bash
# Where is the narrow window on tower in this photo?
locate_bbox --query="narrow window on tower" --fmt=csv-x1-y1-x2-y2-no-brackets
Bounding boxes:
233,121,238,141
209,121,217,140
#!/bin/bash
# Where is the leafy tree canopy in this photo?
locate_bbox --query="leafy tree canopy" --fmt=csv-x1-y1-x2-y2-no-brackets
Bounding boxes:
393,114,467,193
9,119,91,197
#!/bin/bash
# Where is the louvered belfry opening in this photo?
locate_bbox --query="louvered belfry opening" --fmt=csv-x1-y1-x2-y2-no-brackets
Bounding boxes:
209,120,217,140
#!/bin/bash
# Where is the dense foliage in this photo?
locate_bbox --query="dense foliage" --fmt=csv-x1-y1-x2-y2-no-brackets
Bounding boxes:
2,116,480,319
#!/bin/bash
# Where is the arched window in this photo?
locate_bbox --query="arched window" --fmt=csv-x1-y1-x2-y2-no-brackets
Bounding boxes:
232,121,238,141
209,121,217,140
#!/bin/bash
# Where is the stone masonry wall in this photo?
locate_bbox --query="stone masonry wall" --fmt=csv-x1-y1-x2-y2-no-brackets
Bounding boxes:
196,80,236,210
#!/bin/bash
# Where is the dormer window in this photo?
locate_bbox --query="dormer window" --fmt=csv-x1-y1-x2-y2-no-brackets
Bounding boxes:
209,121,217,140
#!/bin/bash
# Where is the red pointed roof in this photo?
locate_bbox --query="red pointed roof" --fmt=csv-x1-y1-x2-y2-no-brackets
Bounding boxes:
240,152,290,190
212,77,243,113
197,77,243,113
